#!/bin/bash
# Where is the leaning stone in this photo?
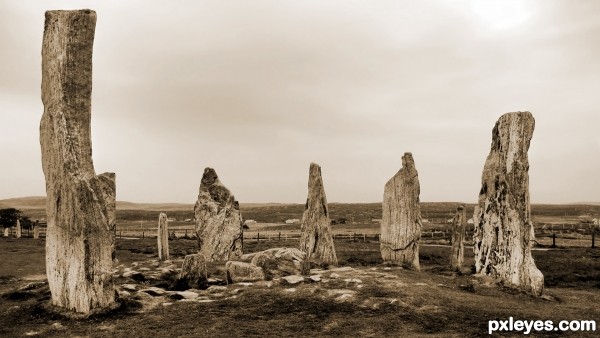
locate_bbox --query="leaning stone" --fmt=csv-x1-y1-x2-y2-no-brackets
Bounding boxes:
250,247,307,278
226,261,265,283
298,163,337,265
179,254,208,289
194,168,243,261
40,9,115,313
157,213,169,261
450,205,466,271
380,152,422,270
473,111,544,297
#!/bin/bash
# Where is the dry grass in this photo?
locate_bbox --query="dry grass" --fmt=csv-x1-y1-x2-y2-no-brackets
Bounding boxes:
1,237,599,337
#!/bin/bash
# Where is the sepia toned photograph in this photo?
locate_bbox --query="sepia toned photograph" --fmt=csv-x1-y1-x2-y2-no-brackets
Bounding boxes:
0,1,599,336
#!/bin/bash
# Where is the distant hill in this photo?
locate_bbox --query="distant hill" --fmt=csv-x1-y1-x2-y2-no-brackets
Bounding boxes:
0,196,46,209
0,196,295,212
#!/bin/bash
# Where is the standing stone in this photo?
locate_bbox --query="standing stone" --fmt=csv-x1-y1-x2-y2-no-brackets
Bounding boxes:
473,111,544,296
15,219,21,238
299,163,337,266
179,254,208,289
450,205,466,271
97,173,116,262
380,153,422,270
33,222,40,239
3,227,9,237
194,168,243,261
40,10,116,313
157,213,169,261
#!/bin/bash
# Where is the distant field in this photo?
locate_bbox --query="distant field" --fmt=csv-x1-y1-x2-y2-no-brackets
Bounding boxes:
4,196,599,225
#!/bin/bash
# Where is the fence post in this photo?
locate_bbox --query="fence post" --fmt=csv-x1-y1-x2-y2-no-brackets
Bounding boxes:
257,232,260,243
551,233,556,248
363,234,366,242
142,231,144,239
119,231,122,239
278,232,281,241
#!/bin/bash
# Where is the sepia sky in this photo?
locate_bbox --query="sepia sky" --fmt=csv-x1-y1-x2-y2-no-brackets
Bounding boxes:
0,0,599,204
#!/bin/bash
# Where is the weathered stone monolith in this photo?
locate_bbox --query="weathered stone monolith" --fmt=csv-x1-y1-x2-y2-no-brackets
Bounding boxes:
450,205,466,271
157,213,169,261
194,168,243,261
97,173,116,262
40,10,116,313
179,254,208,289
15,219,21,238
3,227,9,237
380,153,422,270
473,111,544,296
298,163,337,266
33,222,40,239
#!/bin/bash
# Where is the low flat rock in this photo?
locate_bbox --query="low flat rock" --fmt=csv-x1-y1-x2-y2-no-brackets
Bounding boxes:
176,291,199,299
138,287,167,297
281,275,305,285
121,284,138,291
226,261,265,283
250,247,307,278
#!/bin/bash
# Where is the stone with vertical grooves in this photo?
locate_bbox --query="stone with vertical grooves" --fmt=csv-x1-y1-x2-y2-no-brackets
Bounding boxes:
450,205,466,270
299,163,337,266
194,168,243,261
158,213,169,261
40,10,115,313
97,173,116,262
473,111,544,296
380,153,422,270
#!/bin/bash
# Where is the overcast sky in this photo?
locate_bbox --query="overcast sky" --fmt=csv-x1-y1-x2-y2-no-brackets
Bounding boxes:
0,0,598,204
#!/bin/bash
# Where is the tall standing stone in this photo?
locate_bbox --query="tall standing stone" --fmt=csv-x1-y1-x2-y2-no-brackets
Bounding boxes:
3,227,9,237
380,153,422,270
97,173,116,262
157,213,169,261
450,205,466,271
473,111,544,296
194,168,243,261
299,163,337,266
40,10,116,313
15,219,22,238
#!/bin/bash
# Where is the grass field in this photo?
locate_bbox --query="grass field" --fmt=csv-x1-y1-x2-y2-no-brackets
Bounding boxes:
1,237,599,337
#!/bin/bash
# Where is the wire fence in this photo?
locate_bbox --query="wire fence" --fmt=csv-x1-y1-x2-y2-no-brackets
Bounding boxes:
3,223,599,248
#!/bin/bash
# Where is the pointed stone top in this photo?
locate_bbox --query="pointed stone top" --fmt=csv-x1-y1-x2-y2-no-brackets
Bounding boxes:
199,167,236,209
401,153,415,169
457,205,465,211
159,212,167,220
